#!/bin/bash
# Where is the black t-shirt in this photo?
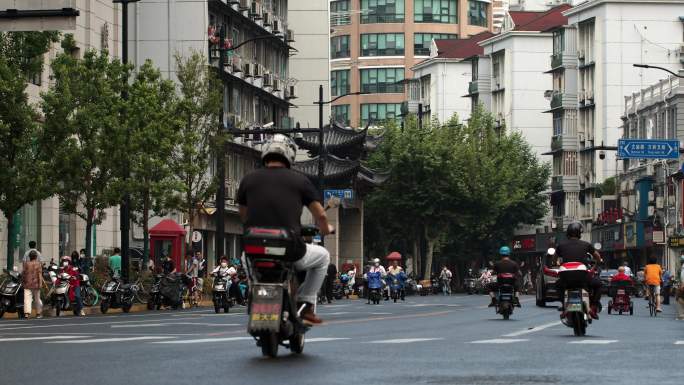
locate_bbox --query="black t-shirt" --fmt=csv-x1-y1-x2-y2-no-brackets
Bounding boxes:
237,167,320,234
494,259,520,275
162,259,174,274
555,238,595,264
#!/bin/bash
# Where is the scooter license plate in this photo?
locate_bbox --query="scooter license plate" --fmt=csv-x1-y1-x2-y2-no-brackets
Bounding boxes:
566,303,582,312
248,284,283,333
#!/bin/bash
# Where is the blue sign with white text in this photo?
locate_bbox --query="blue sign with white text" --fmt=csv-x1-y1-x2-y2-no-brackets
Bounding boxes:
324,189,354,200
617,139,680,159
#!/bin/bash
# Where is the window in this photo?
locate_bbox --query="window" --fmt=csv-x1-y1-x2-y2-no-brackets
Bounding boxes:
360,68,405,93
468,0,487,27
361,0,405,23
413,33,457,56
332,105,351,126
361,103,402,125
361,33,405,56
331,70,350,97
552,30,564,55
667,107,677,139
331,35,350,59
414,0,457,24
330,0,351,26
492,51,505,87
553,111,563,136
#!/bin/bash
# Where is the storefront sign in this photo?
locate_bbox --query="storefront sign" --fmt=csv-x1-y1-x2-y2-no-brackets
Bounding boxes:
512,237,535,251
652,230,665,244
669,235,684,247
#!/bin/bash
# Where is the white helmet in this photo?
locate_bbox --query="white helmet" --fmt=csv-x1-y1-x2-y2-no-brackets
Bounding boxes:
261,134,297,168
372,258,380,265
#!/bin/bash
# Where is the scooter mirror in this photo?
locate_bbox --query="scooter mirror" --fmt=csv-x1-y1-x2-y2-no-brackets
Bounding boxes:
547,248,556,256
594,242,602,251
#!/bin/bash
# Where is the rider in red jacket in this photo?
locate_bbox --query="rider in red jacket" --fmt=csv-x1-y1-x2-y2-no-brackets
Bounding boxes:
59,256,84,316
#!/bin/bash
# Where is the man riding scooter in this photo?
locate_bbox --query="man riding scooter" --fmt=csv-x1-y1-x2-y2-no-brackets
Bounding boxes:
488,246,522,308
555,223,603,319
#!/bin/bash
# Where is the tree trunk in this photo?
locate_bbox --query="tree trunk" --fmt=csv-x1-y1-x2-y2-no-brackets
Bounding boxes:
5,211,14,271
412,238,419,278
85,209,93,263
424,238,435,281
143,197,150,270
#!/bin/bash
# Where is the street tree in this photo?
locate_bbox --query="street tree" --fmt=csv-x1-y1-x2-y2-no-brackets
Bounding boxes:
173,51,221,251
42,43,130,259
0,31,59,269
126,60,184,265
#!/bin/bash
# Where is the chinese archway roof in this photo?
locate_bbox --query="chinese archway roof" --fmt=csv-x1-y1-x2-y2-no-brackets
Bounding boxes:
295,123,382,159
293,154,389,190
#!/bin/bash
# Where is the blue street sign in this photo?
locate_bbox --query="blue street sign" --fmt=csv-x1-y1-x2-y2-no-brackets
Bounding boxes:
617,139,680,159
324,189,354,200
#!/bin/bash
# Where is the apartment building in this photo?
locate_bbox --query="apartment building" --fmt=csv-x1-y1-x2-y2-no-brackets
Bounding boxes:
548,0,684,237
329,0,492,127
130,0,295,262
0,1,122,269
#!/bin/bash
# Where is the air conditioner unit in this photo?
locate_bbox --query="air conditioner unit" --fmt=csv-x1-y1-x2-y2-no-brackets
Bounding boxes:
239,0,250,10
243,62,253,77
250,2,262,19
263,73,273,87
286,29,295,43
232,56,243,72
272,19,280,34
262,12,271,26
286,85,297,99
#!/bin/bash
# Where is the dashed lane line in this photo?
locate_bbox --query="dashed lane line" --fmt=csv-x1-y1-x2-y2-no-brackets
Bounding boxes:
470,339,529,344
110,322,239,328
305,338,351,342
673,341,684,345
502,321,562,337
0,317,205,331
152,337,253,344
568,340,619,345
367,338,443,344
0,335,90,342
48,336,174,344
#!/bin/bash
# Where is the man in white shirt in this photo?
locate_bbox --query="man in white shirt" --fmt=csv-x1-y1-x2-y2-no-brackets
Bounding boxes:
22,241,41,263
622,261,633,277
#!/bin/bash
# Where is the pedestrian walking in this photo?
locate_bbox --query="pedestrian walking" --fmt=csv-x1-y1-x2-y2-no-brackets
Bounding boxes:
662,269,672,305
109,247,122,276
325,262,337,303
22,241,41,263
22,251,43,318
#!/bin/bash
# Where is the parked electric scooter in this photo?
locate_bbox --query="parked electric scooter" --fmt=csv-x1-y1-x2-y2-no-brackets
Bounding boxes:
100,268,137,314
148,273,184,310
0,269,24,318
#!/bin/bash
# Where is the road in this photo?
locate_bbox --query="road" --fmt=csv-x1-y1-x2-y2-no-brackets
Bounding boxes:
0,294,682,385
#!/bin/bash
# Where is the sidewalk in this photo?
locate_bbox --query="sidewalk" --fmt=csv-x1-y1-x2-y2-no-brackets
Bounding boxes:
2,299,217,319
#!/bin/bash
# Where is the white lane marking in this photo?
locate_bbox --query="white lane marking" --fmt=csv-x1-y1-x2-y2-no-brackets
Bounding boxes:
502,321,562,337
111,322,239,328
675,341,684,345
306,338,351,342
367,338,443,344
568,340,619,345
0,317,203,331
318,312,350,316
470,339,529,344
152,337,253,344
48,336,174,344
370,312,393,315
0,335,90,342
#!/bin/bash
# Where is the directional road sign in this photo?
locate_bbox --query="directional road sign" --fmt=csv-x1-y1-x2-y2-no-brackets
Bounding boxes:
617,139,680,159
324,189,354,201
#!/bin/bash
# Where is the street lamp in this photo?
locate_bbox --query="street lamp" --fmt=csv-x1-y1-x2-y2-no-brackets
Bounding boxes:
113,0,139,282
633,64,684,78
208,27,284,261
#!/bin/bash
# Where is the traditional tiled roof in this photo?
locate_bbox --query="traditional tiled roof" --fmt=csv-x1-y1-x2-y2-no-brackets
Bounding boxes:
295,123,372,158
293,154,361,185
513,4,571,32
433,31,496,59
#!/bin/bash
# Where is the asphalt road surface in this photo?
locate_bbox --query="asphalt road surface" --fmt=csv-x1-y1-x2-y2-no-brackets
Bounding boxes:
1,294,682,385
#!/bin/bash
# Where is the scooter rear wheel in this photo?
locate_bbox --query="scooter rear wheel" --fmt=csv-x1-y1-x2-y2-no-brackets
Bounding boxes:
100,300,109,314
572,313,586,336
289,332,305,354
260,332,279,358
0,304,5,318
122,302,132,313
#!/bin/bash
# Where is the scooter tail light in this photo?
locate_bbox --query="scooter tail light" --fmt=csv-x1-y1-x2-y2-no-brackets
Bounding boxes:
244,245,266,255
254,261,277,269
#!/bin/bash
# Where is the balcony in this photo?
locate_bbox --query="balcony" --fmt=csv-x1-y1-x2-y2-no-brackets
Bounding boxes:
550,135,579,152
551,175,580,192
551,53,562,70
468,81,478,95
551,92,562,109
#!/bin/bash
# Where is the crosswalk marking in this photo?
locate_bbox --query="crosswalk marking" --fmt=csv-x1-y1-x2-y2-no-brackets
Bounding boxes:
367,338,443,344
502,321,562,337
470,339,529,344
152,337,253,344
0,335,90,342
568,340,618,345
48,336,174,344
305,338,350,342
673,341,684,345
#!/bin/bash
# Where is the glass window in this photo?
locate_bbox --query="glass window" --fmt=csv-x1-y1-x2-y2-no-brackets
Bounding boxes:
414,0,457,24
361,0,405,24
552,30,564,55
360,68,404,93
468,0,487,27
413,33,457,56
330,0,351,26
361,103,403,125
332,105,351,126
331,35,350,59
331,70,350,97
360,33,405,56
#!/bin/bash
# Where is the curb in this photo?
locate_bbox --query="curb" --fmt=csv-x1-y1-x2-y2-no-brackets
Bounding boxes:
2,299,216,320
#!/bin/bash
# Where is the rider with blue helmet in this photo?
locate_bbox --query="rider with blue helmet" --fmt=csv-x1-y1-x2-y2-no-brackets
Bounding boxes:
488,245,522,307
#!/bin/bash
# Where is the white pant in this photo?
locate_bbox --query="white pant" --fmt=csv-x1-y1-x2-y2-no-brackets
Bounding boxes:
294,244,330,304
23,288,42,315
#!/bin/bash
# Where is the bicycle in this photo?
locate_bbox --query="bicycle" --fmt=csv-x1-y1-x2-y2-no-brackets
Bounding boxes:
131,271,152,304
648,284,657,317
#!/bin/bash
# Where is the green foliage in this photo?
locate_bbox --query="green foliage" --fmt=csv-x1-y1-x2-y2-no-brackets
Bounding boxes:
173,51,222,244
596,176,616,197
364,105,551,278
42,49,131,257
126,60,185,259
0,31,60,269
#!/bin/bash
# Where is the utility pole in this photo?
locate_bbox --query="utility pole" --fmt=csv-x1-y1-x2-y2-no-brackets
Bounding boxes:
215,25,227,262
